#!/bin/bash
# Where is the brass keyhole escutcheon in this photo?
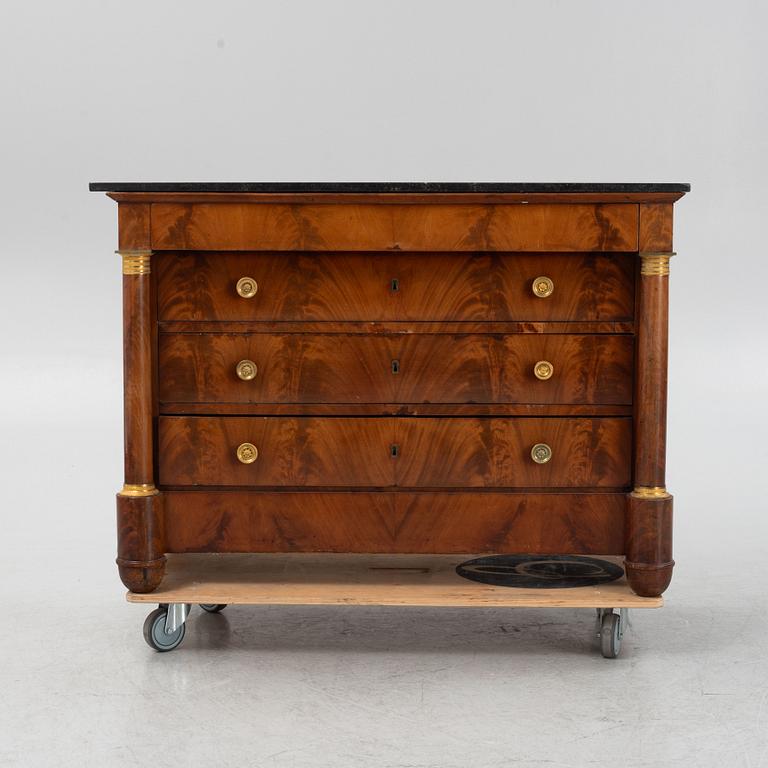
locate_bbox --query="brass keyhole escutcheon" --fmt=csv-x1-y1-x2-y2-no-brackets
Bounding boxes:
530,443,552,464
236,442,258,464
532,276,554,298
236,276,258,298
534,360,554,380
236,359,258,381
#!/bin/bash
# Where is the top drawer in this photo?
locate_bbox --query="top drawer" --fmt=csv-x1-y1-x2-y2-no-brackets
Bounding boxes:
150,203,638,252
157,252,635,322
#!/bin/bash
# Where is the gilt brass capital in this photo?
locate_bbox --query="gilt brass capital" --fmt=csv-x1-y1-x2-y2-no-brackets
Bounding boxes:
639,252,675,276
631,486,671,499
118,250,153,275
119,483,159,497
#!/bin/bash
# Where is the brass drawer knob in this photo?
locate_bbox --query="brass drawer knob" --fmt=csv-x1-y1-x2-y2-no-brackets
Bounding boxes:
531,443,552,464
533,360,554,380
532,276,554,298
236,442,259,464
236,276,258,298
236,359,258,381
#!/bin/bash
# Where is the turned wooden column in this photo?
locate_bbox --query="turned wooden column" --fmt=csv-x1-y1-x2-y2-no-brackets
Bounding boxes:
115,204,165,592
625,204,675,596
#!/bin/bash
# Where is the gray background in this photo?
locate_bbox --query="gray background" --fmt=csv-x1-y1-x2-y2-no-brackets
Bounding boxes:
1,2,766,767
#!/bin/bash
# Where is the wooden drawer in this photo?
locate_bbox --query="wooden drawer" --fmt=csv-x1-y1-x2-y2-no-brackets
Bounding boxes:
395,417,630,487
158,416,631,488
163,491,627,555
157,252,635,322
159,333,633,405
150,202,639,252
159,416,393,487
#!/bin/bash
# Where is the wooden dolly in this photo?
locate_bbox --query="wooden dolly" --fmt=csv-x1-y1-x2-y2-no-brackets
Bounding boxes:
128,554,662,658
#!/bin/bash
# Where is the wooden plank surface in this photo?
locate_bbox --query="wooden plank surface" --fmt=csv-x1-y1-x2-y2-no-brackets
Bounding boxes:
127,553,662,608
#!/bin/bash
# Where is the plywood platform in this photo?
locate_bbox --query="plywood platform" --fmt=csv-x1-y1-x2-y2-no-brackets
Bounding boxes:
127,554,663,609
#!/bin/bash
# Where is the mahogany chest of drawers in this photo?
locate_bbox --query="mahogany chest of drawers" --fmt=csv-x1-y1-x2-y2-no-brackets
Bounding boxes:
91,182,689,598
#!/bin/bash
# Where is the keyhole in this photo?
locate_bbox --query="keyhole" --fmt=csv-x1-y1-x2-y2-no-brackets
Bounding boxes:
390,278,400,292
390,444,399,458
391,359,400,375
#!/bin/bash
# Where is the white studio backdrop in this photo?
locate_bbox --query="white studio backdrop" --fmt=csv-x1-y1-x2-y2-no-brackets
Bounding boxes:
0,0,767,591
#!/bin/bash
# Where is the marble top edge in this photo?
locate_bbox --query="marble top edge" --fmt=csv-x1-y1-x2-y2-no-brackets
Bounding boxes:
89,182,690,193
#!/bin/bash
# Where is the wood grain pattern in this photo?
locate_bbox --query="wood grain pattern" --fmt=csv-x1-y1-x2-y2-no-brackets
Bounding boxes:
634,276,669,488
158,416,631,488
161,492,626,555
159,403,634,417
150,203,639,252
158,416,395,487
157,252,635,322
394,418,631,488
638,203,673,252
125,553,662,609
116,494,165,592
122,275,154,485
159,320,635,335
159,333,633,405
117,203,150,249
626,493,674,597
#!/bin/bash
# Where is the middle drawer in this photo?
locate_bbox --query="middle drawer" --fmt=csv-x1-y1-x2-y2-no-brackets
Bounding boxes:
159,333,633,405
158,416,631,488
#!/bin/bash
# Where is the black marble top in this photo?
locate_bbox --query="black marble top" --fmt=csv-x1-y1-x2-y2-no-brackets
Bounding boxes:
89,182,690,193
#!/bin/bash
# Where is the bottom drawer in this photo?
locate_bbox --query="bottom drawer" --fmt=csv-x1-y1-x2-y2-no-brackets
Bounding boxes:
163,491,626,555
158,416,631,488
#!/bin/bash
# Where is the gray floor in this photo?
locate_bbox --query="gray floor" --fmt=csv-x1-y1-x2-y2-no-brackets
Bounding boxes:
2,422,767,767
3,555,767,765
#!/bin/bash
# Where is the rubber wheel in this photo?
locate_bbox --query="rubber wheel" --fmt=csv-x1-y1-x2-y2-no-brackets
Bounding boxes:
199,604,227,613
600,612,622,659
143,607,186,652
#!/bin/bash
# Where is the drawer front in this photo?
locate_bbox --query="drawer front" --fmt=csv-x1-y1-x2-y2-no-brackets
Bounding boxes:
163,491,627,555
159,333,633,405
158,416,630,488
158,416,394,487
151,202,639,252
394,417,631,488
157,252,634,322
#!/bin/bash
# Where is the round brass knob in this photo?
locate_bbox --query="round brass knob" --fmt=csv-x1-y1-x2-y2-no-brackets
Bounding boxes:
532,276,554,298
236,276,258,298
236,442,258,464
533,360,554,380
236,359,258,381
531,443,552,464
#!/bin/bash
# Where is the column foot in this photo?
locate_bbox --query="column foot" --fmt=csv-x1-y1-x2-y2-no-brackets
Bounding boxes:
625,490,674,597
116,491,165,592
117,557,167,593
624,560,674,598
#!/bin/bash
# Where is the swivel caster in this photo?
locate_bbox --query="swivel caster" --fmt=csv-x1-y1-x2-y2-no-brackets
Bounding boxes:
199,604,228,613
598,608,628,658
143,604,191,652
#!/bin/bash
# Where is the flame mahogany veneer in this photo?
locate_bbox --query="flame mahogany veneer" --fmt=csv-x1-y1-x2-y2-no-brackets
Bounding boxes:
93,184,688,597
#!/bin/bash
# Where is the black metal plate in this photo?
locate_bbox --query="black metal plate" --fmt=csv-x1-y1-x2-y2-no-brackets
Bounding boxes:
456,554,624,589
